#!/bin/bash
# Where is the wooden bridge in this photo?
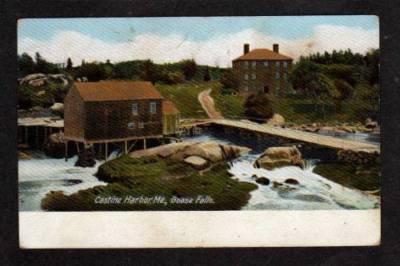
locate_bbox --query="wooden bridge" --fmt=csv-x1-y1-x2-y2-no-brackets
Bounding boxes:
204,119,380,154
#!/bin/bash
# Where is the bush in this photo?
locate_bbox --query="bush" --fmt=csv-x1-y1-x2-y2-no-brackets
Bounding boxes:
244,92,274,123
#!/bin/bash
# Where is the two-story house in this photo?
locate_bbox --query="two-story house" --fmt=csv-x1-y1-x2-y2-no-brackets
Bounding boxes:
232,43,293,95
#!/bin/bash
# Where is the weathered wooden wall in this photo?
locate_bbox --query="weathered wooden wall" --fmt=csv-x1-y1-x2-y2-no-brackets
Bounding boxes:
64,86,85,140
84,99,163,141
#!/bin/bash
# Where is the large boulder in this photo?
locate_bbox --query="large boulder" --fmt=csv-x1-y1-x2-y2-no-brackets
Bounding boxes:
266,113,285,126
255,146,304,170
50,102,64,114
129,141,250,168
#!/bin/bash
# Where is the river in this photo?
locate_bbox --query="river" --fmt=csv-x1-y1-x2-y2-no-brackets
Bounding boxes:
19,132,380,211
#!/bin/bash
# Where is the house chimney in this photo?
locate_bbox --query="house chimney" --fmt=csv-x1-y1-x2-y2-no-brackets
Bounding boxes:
273,43,279,53
244,44,250,54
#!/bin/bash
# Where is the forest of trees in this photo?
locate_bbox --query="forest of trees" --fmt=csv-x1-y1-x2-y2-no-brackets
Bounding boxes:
17,53,223,84
290,49,380,120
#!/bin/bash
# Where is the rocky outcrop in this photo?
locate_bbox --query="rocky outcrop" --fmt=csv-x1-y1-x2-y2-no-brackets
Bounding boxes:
130,141,251,170
255,146,305,170
43,132,65,158
19,73,70,87
75,148,96,167
50,102,64,114
266,113,285,126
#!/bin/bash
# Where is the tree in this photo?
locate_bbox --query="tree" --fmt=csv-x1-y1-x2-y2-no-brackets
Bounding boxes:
244,92,274,123
33,52,59,73
203,66,211,81
220,69,239,92
181,59,197,80
18,53,35,77
291,60,339,118
76,62,106,81
140,60,159,84
66,58,73,71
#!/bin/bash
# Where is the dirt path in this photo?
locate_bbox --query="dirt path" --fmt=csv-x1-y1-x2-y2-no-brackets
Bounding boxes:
198,89,223,119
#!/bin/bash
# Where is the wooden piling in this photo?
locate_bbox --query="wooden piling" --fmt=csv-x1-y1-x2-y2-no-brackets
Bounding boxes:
105,142,108,161
65,140,68,161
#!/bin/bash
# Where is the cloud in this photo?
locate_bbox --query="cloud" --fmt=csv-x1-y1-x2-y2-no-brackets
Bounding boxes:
18,25,379,67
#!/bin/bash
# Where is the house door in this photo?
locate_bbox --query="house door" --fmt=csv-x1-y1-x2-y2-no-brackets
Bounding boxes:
263,85,269,94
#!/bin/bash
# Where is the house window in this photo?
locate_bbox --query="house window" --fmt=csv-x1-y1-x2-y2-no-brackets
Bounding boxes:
243,61,249,69
263,61,269,67
244,74,249,80
138,122,144,129
251,73,256,80
132,103,138,116
275,61,280,68
244,85,249,92
276,72,280,80
251,61,256,69
150,102,157,114
127,122,136,129
283,61,288,68
284,73,288,81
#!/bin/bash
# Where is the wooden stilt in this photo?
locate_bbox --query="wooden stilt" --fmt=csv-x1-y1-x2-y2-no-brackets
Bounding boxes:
65,140,68,161
143,138,147,150
44,127,48,144
75,142,80,153
124,141,128,154
105,142,108,161
24,127,28,145
35,126,39,148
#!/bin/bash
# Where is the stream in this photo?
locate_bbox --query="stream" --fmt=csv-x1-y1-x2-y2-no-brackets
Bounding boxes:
19,132,380,211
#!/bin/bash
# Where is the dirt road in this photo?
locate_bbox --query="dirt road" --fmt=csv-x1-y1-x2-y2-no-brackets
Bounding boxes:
198,89,223,119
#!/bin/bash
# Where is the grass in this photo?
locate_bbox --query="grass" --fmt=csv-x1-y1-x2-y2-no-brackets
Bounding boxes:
210,84,245,118
41,155,258,211
157,80,369,123
313,162,380,192
155,81,211,119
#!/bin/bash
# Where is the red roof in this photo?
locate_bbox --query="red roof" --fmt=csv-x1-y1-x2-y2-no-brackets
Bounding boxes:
233,48,293,61
74,81,163,102
162,100,179,114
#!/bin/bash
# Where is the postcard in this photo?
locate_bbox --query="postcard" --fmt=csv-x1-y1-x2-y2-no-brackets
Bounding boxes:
17,16,380,248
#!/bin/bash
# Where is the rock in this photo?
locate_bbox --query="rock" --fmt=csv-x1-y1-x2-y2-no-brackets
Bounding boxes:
43,132,65,158
365,120,378,129
50,103,64,114
36,90,46,96
130,141,250,165
284,178,300,185
183,155,209,170
75,148,96,167
267,113,285,126
254,146,304,170
272,181,283,188
255,177,270,185
18,151,32,160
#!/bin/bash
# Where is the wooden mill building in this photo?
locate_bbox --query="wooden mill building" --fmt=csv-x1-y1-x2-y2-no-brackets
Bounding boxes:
232,43,293,95
64,80,178,159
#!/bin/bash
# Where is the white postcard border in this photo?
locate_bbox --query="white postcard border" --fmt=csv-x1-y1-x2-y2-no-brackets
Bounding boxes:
20,209,380,248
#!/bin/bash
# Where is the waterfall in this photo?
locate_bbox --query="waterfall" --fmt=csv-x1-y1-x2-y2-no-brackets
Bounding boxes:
228,155,379,210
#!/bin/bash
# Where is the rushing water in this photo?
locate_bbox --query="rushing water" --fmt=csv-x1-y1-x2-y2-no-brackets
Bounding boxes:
19,132,380,211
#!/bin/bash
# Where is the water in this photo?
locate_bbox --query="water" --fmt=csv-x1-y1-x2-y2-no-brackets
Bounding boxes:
229,155,379,210
19,154,109,211
19,133,380,211
186,132,380,210
316,130,380,145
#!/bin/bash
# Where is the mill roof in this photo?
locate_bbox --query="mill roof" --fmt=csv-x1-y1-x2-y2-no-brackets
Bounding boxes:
74,81,163,102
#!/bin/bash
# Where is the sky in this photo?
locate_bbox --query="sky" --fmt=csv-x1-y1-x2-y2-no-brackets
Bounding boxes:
18,16,379,67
